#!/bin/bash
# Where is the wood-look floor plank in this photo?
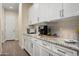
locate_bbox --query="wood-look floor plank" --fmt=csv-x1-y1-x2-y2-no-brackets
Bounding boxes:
2,40,29,56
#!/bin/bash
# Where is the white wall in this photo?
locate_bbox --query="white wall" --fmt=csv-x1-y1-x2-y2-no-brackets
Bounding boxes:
0,3,3,54
18,3,32,49
18,3,23,48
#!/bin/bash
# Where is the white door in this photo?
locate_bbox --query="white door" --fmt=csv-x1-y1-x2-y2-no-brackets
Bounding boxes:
5,11,17,40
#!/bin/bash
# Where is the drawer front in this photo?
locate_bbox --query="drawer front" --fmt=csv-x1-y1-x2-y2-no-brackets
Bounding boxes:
42,41,51,49
51,44,77,56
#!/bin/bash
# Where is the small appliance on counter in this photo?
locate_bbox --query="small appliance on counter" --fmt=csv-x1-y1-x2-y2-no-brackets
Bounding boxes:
27,27,36,34
38,25,48,35
38,25,52,36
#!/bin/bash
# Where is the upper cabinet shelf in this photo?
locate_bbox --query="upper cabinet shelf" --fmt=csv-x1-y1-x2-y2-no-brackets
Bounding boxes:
28,3,79,25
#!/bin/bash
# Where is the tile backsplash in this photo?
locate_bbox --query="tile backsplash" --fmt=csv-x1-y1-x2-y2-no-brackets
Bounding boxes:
47,18,79,40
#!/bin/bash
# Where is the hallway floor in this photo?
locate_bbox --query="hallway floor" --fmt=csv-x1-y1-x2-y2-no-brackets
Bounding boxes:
2,40,29,56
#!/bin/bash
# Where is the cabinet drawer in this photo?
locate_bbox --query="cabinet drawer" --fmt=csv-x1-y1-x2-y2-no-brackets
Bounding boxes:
41,41,51,49
51,44,77,56
33,38,42,44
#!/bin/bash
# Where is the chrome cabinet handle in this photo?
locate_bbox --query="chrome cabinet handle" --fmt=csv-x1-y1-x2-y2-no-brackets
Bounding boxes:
60,10,62,17
57,49,66,54
31,43,33,48
62,9,64,17
60,9,64,17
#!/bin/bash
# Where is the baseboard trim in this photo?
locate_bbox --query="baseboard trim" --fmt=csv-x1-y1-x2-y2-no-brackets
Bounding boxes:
24,49,31,56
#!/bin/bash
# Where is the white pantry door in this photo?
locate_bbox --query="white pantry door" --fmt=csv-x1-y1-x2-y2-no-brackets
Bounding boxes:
5,11,17,40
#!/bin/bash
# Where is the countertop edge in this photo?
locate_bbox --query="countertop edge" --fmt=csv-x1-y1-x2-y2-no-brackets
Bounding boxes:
25,34,79,52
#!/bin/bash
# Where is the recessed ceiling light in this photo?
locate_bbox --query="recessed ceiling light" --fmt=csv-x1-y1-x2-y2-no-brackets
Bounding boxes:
9,6,13,9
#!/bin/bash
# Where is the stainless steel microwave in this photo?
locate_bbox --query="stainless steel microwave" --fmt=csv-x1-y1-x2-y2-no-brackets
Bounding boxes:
27,28,36,34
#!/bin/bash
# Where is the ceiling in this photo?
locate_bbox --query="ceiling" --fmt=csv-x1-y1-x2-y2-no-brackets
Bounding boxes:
2,3,19,11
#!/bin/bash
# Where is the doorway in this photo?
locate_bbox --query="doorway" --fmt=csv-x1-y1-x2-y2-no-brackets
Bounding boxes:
4,10,18,41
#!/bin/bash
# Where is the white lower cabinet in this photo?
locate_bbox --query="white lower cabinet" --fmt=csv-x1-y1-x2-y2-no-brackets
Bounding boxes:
40,45,61,56
24,38,28,51
40,47,49,56
51,44,77,56
27,39,33,55
24,36,33,55
40,46,53,56
33,43,40,56
24,36,77,56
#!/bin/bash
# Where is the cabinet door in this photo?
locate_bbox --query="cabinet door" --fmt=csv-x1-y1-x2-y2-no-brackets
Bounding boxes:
40,46,53,56
28,39,31,52
29,5,35,25
48,3,62,21
32,3,39,24
33,42,40,56
27,37,33,55
39,3,49,22
51,44,77,56
28,4,39,25
40,47,49,56
39,3,63,22
28,6,32,25
63,3,79,18
24,38,28,51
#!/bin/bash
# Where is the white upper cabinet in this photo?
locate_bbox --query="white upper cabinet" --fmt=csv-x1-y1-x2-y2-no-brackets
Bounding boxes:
63,3,79,18
28,3,39,25
28,3,79,25
32,3,39,24
28,3,63,24
28,5,33,25
39,3,49,22
47,3,62,21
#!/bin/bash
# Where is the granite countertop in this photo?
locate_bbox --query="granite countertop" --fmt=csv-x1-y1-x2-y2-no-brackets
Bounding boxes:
24,34,79,52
